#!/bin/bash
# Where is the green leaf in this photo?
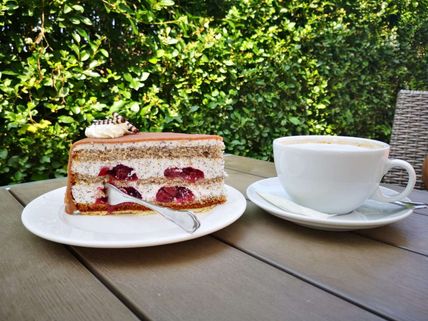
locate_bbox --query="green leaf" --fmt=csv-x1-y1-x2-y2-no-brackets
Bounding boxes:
111,100,126,111
1,70,18,76
128,102,140,112
159,0,175,6
58,116,75,124
165,38,179,45
76,28,88,39
64,5,72,14
38,120,52,128
0,149,8,160
289,117,301,125
81,52,90,61
81,17,92,25
83,70,100,77
99,49,109,57
88,60,101,68
141,72,150,81
70,17,80,25
72,33,81,43
40,155,51,163
26,124,38,133
72,5,84,13
123,73,133,82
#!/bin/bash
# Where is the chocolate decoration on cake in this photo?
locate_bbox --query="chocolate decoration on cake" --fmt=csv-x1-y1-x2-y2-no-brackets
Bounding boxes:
91,113,139,134
86,113,139,138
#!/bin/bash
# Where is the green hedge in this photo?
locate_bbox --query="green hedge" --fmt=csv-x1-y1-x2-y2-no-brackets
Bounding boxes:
1,0,427,185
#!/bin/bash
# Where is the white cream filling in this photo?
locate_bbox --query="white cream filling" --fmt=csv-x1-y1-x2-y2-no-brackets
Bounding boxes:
73,140,224,151
71,158,224,180
71,184,104,204
71,182,225,204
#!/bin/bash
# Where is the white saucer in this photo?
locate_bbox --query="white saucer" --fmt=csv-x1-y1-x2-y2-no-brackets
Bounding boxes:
247,177,413,231
22,185,246,248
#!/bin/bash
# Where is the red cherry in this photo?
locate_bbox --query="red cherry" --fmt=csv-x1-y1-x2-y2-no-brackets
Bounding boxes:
155,186,177,202
155,186,195,203
175,186,195,202
98,164,138,180
164,167,182,179
164,167,204,182
110,164,138,180
119,186,142,199
182,167,204,182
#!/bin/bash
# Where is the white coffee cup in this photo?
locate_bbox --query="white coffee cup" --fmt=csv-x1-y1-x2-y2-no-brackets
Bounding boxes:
273,135,416,214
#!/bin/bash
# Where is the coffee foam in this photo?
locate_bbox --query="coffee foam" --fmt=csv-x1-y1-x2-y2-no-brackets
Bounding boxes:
279,139,382,150
291,143,370,151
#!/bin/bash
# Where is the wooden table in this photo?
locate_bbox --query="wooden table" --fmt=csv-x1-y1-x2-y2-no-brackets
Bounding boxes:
1,155,428,321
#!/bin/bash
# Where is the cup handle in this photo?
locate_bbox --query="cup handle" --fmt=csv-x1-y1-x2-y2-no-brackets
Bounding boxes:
371,159,416,202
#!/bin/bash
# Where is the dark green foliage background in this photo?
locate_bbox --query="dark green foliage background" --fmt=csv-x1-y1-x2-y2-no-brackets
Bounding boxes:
1,0,427,185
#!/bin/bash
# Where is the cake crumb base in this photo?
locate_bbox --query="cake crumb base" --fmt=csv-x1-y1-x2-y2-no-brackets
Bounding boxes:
71,197,226,216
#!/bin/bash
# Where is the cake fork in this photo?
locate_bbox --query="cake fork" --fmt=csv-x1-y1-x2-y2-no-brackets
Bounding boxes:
104,183,201,233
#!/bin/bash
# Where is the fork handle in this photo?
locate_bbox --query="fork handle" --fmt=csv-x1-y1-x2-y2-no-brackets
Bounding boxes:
133,198,201,233
394,201,428,209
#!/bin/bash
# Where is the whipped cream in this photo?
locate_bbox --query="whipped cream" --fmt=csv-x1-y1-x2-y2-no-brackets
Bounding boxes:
85,123,129,138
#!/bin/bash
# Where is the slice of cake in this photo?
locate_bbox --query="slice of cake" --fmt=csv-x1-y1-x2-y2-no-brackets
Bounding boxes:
64,117,226,215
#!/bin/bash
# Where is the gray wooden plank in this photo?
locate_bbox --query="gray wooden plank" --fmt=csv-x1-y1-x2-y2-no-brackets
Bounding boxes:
214,201,428,321
225,154,277,177
225,168,263,195
0,188,138,321
5,176,66,190
73,238,383,321
356,214,428,255
8,177,66,206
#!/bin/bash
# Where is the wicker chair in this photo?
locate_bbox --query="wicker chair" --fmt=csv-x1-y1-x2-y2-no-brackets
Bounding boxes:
382,90,428,190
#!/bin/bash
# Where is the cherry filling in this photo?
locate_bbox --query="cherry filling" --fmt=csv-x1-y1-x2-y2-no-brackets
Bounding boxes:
156,186,195,203
95,187,108,204
164,167,204,182
119,186,142,199
98,164,138,181
95,196,108,204
98,167,110,176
